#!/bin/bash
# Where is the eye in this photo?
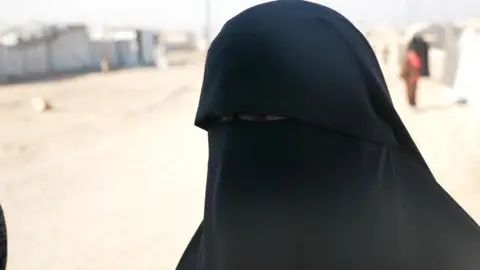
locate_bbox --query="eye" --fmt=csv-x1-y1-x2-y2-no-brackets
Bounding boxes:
237,114,286,121
238,114,261,120
265,115,286,120
218,115,287,123
220,116,234,122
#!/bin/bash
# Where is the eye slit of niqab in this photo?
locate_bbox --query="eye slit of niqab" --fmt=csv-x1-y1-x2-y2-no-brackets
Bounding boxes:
219,114,287,122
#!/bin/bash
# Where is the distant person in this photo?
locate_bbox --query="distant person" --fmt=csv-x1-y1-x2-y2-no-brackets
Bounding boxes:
0,205,6,270
409,35,430,77
401,43,422,107
382,45,389,65
175,1,480,270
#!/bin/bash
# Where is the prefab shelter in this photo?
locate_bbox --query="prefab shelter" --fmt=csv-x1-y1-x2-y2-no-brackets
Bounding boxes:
0,23,50,80
137,30,158,65
0,23,94,81
20,40,49,76
100,27,142,68
0,45,24,79
0,45,8,82
48,25,92,73
115,39,139,67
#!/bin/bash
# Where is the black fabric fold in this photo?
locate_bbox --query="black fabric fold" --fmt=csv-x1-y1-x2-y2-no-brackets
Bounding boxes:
175,1,480,269
0,205,6,270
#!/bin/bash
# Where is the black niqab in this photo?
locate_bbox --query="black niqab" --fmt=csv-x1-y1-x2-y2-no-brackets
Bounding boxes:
0,206,6,270
176,1,480,269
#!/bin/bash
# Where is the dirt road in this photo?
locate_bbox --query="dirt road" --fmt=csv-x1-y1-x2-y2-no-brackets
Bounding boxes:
0,62,479,270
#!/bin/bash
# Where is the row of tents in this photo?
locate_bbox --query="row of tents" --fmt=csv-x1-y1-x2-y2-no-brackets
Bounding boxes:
0,23,206,83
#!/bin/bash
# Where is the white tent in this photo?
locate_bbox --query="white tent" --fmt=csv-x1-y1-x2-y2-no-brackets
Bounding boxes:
403,22,430,43
452,27,480,107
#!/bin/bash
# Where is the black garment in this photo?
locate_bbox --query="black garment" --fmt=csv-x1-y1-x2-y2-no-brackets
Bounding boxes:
176,1,480,269
0,205,6,270
409,36,430,77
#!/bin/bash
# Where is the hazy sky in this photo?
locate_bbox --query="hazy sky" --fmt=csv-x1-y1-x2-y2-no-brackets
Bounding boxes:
1,0,480,31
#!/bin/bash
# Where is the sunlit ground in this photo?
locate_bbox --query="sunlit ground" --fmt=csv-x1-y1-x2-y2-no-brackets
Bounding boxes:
0,54,479,270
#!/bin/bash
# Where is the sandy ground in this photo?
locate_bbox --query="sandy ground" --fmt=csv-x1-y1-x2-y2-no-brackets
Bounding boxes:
0,57,479,270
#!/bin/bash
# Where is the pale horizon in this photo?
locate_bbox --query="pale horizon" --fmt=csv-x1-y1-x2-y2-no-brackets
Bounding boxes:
1,0,480,31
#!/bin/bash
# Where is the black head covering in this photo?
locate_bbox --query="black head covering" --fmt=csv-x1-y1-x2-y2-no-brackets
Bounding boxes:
0,206,6,270
176,1,480,269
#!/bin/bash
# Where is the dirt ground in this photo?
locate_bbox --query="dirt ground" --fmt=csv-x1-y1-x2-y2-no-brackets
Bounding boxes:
0,57,479,270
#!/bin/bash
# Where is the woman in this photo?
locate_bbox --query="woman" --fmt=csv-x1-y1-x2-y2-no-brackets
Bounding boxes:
402,42,422,107
401,42,422,107
176,1,480,269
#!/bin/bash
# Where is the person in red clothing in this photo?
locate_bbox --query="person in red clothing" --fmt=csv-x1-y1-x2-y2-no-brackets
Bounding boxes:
401,40,422,107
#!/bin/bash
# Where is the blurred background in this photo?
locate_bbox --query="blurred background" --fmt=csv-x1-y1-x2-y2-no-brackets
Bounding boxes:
1,0,480,269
